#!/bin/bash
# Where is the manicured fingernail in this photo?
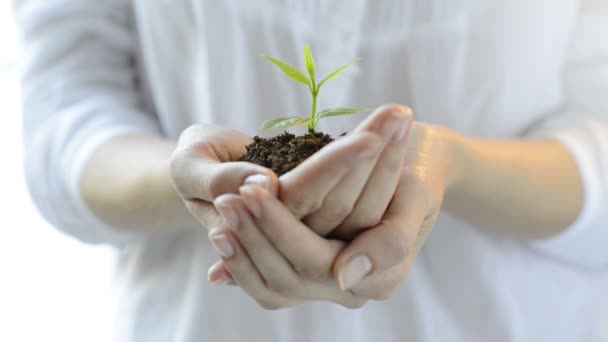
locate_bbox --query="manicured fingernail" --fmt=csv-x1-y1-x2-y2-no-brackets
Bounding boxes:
207,262,234,285
391,112,413,143
211,276,235,286
244,174,270,190
338,255,373,290
208,231,234,258
239,185,263,218
214,198,239,227
210,275,235,286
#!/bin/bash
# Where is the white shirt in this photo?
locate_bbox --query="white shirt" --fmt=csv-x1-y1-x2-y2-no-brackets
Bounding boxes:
15,0,608,341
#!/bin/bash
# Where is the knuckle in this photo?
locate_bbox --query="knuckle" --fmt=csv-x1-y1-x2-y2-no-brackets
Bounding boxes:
294,264,324,280
285,192,323,218
308,200,354,232
169,152,192,196
201,167,221,199
352,211,383,230
266,279,298,297
307,198,324,214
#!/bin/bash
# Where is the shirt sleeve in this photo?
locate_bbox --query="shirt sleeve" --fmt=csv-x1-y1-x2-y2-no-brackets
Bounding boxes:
526,3,608,267
16,0,162,248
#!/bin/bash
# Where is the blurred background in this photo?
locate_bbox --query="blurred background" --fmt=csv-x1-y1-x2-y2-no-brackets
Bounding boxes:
0,1,116,341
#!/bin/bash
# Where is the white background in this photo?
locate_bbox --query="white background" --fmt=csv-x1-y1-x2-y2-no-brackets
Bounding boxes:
0,1,117,341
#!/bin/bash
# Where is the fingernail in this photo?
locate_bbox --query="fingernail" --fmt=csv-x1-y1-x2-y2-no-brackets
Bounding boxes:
391,112,413,143
209,274,235,285
244,174,270,190
207,262,234,285
214,198,239,227
208,231,234,258
210,276,235,286
338,255,373,290
239,185,263,218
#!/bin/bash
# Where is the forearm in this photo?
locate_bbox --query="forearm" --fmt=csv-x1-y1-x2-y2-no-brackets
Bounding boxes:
81,134,202,234
444,133,584,239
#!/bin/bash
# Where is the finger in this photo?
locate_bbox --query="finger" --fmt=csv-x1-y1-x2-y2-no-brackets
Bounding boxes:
184,200,222,229
279,132,384,221
303,104,413,236
207,225,297,310
214,194,300,294
207,260,236,286
239,184,342,280
349,212,438,300
238,185,370,308
171,125,279,201
351,261,409,300
334,105,414,238
332,176,427,291
173,158,279,202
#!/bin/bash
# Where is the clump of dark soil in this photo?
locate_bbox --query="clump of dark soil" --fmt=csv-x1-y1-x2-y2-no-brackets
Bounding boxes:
241,132,334,176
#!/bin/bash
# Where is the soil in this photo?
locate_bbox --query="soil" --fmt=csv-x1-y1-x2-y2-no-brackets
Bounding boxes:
241,131,335,176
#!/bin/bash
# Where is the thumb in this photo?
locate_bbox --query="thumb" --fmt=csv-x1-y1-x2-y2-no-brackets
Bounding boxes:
172,154,279,202
332,181,427,291
332,215,424,291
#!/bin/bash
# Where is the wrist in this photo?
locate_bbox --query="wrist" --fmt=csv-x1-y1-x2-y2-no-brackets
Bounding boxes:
441,127,471,199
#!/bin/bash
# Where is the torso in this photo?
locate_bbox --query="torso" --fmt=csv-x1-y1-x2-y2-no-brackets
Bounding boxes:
114,1,608,341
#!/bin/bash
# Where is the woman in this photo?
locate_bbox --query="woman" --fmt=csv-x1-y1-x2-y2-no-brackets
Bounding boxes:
16,0,608,341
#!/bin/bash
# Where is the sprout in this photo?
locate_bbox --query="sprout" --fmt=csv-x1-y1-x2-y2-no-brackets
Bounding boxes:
261,44,367,134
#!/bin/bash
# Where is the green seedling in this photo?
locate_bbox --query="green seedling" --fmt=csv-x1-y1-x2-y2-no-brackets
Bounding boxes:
261,44,367,134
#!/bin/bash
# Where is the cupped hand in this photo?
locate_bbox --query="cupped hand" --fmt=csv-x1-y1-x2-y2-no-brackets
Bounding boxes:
209,123,460,307
205,104,414,285
172,104,413,239
280,104,414,239
207,184,365,309
169,124,280,228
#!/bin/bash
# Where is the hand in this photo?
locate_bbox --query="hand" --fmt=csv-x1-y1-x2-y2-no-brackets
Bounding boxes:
331,123,458,295
169,124,279,228
207,184,365,309
172,104,412,238
280,104,414,239
206,104,414,285
168,118,391,230
205,128,391,287
209,123,460,307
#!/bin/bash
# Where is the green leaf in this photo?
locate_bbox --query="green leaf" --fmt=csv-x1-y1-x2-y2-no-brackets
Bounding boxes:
304,44,316,87
317,59,361,90
314,107,368,128
261,116,312,131
262,55,311,90
316,107,369,120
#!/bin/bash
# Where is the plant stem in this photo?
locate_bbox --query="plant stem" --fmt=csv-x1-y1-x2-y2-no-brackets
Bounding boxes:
309,90,318,134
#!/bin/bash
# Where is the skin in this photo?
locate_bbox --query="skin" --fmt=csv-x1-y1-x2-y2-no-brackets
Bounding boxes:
82,104,583,309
